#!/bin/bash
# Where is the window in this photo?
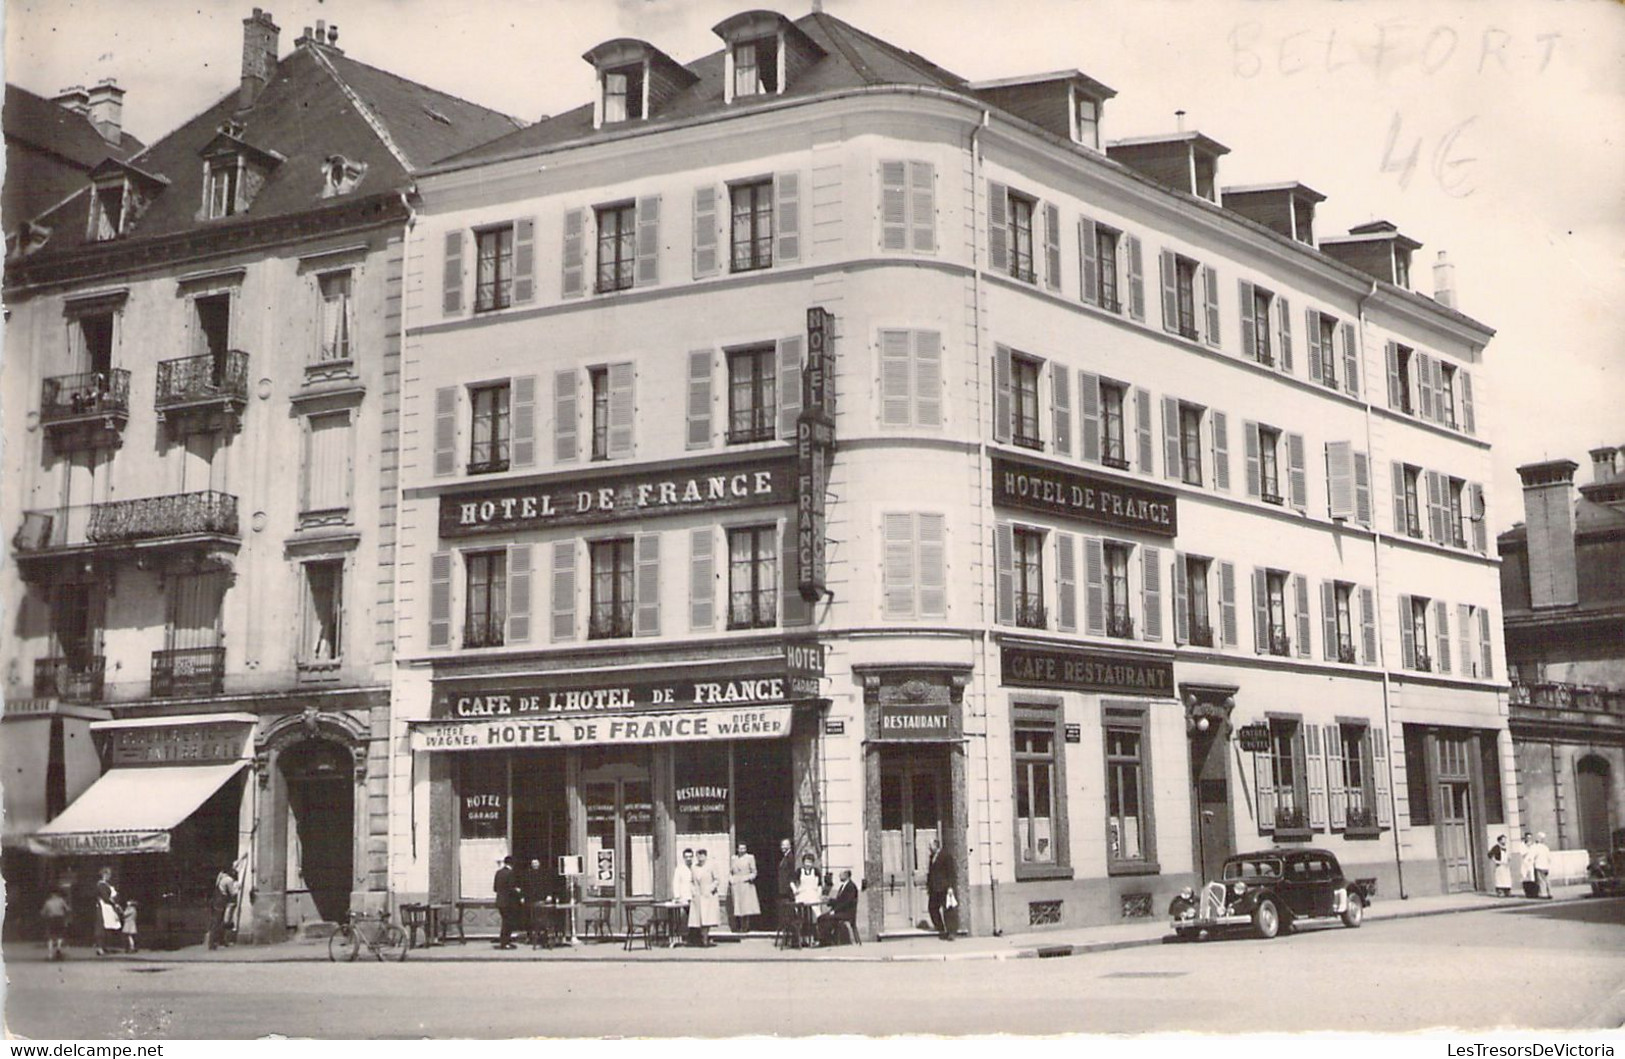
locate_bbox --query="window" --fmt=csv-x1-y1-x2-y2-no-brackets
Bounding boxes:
1335,723,1378,830
1266,571,1289,656
733,38,778,96
77,312,114,377
317,271,353,362
301,411,352,516
1100,381,1128,469
730,180,773,272
595,202,636,293
1075,96,1100,150
1012,355,1042,450
475,226,514,312
1403,465,1422,537
195,293,231,362
1411,597,1433,671
589,538,635,639
91,181,125,240
1186,556,1212,647
1334,583,1356,663
1395,345,1415,414
1007,192,1036,283
50,582,102,666
1448,478,1467,548
1105,542,1133,639
469,383,511,474
1258,426,1282,504
323,155,365,197
1105,709,1154,870
589,367,611,461
1095,227,1120,311
882,513,948,621
727,525,778,629
878,329,942,429
300,560,343,665
727,347,776,443
1179,403,1204,486
1013,528,1045,628
603,63,644,123
1174,256,1198,340
206,159,239,218
1253,287,1274,365
1402,726,1432,825
1440,364,1459,428
1013,706,1066,876
1395,248,1411,289
1317,313,1338,387
464,551,507,648
1269,718,1309,833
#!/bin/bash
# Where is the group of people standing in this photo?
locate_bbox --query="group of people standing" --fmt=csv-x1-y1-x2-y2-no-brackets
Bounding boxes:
1488,832,1553,898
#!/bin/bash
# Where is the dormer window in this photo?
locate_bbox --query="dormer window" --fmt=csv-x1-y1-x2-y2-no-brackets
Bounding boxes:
1075,96,1100,150
90,182,125,240
604,63,645,123
713,12,824,105
198,129,283,220
323,155,367,198
733,37,779,97
207,159,241,218
1394,247,1412,289
84,159,166,242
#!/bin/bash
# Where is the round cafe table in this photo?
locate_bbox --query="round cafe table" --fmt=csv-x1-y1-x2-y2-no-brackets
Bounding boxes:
656,901,690,947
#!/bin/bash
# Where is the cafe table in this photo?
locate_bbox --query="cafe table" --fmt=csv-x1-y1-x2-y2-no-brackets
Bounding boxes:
528,901,577,948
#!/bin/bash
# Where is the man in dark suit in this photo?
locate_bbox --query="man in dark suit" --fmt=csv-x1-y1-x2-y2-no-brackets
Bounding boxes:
926,838,955,940
775,837,797,938
492,856,520,950
816,870,860,946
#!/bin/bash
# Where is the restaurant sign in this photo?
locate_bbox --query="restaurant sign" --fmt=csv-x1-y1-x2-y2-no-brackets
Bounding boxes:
439,454,794,539
992,455,1177,538
876,701,953,740
411,704,793,752
29,830,171,856
1001,645,1175,697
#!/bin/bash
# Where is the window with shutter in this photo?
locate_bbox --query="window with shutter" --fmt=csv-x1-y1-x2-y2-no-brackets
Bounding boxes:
1172,553,1189,645
1287,432,1307,511
1141,545,1162,641
1306,725,1328,830
883,513,916,620
551,540,576,642
1013,526,1046,629
880,330,913,428
1211,411,1230,492
1100,380,1129,470
1434,599,1451,674
993,345,1012,444
442,230,464,315
1325,441,1355,520
1216,561,1237,648
774,170,800,264
474,224,514,312
1051,363,1072,457
302,411,352,516
1080,216,1099,307
692,185,719,278
635,195,660,287
724,526,778,630
1043,202,1061,291
554,370,579,464
1293,573,1311,658
428,552,452,649
507,545,532,644
1202,264,1220,348
1056,532,1077,633
607,362,636,459
635,533,661,637
1162,397,1181,481
1125,235,1145,321
1084,536,1106,636
467,382,510,475
914,331,942,429
1460,370,1476,434
918,513,947,619
1354,451,1372,525
1134,388,1154,474
776,335,803,441
594,202,635,293
1360,586,1377,664
1079,372,1102,464
1459,603,1475,679
987,180,1008,274
730,180,774,272
1478,606,1492,679
1277,294,1293,373
589,538,636,639
463,550,507,648
687,351,714,450
880,161,907,251
1341,320,1359,397
726,346,775,444
1007,192,1037,283
909,160,936,253
690,527,715,631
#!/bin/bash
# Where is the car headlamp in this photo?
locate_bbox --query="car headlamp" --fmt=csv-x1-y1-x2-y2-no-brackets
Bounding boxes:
1232,881,1247,895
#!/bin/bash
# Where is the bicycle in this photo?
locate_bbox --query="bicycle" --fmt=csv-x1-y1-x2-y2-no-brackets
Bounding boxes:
327,910,408,962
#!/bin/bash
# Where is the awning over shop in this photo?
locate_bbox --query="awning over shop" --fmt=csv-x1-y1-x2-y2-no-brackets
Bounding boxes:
411,703,794,753
28,761,247,856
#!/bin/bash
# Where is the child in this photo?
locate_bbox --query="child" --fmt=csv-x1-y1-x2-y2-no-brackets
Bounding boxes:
41,889,70,961
120,899,139,952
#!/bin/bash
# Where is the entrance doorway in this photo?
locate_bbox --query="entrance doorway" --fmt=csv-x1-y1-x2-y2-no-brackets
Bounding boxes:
512,751,568,900
1576,755,1613,854
878,749,947,934
731,737,793,930
281,740,354,923
1435,733,1478,892
581,748,654,929
1189,727,1235,885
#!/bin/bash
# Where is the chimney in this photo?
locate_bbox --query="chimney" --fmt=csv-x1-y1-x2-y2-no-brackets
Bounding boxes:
1433,250,1456,309
240,8,280,111
1589,446,1619,484
1517,459,1579,609
52,85,89,115
85,79,125,144
1175,109,1186,133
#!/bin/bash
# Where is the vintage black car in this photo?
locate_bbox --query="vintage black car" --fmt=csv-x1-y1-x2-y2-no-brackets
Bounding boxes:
1172,849,1373,940
1587,829,1625,898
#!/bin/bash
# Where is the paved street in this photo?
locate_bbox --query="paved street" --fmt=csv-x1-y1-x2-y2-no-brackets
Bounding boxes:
6,897,1623,1038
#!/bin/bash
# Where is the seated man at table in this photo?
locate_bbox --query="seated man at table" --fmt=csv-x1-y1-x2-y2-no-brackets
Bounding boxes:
816,870,859,946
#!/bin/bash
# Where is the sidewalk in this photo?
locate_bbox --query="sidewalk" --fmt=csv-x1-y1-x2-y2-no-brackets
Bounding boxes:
7,884,1594,966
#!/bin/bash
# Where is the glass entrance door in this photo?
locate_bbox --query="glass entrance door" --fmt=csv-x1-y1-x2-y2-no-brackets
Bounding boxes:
879,751,946,934
1438,782,1476,892
583,762,654,929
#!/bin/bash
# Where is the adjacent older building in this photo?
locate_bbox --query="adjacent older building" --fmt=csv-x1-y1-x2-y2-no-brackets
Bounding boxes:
390,8,1508,940
1499,452,1625,859
2,11,518,942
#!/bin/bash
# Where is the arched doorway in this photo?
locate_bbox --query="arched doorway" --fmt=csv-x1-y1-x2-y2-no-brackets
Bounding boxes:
1576,755,1613,854
279,739,354,923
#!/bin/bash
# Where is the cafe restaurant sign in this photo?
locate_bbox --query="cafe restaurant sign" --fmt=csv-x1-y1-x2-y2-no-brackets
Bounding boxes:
434,674,805,720
1001,645,1175,697
439,454,793,539
992,455,1177,538
411,705,793,752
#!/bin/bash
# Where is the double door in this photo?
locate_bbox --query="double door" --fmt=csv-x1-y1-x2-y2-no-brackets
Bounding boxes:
878,751,947,934
582,758,654,927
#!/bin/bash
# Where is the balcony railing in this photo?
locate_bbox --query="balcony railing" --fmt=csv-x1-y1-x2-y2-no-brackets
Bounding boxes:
1014,596,1047,630
589,600,635,640
1275,805,1311,834
1345,805,1380,831
1511,681,1625,714
466,455,510,476
33,656,105,702
1107,605,1134,640
154,350,248,412
726,412,775,445
14,491,239,554
1102,439,1130,471
151,646,225,698
41,370,131,426
462,616,505,649
1256,351,1275,368
727,590,779,631
1338,641,1359,665
1414,651,1432,673
1268,627,1292,657
1261,487,1284,506
1012,426,1043,452
1188,621,1214,648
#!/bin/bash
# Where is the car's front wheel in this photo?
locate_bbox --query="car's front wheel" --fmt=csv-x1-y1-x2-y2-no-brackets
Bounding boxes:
1252,898,1281,940
1341,893,1364,928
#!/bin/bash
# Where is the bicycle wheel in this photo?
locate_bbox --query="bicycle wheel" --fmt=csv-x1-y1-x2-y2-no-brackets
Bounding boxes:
375,924,409,962
328,925,360,962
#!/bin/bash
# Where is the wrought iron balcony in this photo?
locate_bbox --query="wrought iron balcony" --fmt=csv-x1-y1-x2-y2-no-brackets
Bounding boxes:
1275,805,1310,833
1256,350,1275,368
1414,651,1432,673
726,411,775,446
1345,805,1380,831
1014,596,1047,630
727,590,779,631
154,350,248,418
33,656,105,702
1338,641,1359,665
1510,681,1625,714
1107,605,1135,640
588,600,635,640
13,492,239,569
1268,627,1292,657
466,455,510,476
41,370,131,428
1188,621,1214,648
1261,487,1284,506
1102,439,1130,471
1012,426,1043,452
151,646,225,698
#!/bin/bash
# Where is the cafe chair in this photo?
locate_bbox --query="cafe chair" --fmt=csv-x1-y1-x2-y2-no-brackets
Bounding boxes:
623,905,655,952
580,903,612,944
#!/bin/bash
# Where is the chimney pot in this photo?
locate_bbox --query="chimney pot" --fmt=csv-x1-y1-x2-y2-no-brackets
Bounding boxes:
53,85,89,115
315,19,325,40
84,79,125,145
1175,109,1186,132
240,8,280,110
1589,446,1619,484
1433,249,1456,309
328,24,338,44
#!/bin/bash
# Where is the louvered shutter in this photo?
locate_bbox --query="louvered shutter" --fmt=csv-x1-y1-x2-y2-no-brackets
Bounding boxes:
607,362,635,459
1172,553,1189,644
1470,483,1488,553
1126,235,1145,321
883,513,915,619
554,370,579,463
1079,217,1099,306
561,208,584,299
1306,724,1328,830
1459,604,1474,679
1211,411,1230,492
1252,568,1269,653
914,331,942,428
1141,545,1162,641
1417,353,1435,419
686,350,713,449
1372,727,1392,827
692,185,719,278
1294,573,1311,658
1354,452,1372,525
1244,421,1261,498
1425,470,1445,543
1255,750,1277,831
918,514,946,619
1326,725,1347,830
511,217,536,304
909,161,936,253
428,551,452,649
1051,363,1072,457
1277,295,1293,372
1392,462,1409,535
987,181,1008,273
993,345,1012,444
1056,532,1077,633
1202,264,1220,347
1159,249,1178,334
1460,370,1476,434
1326,441,1355,520
777,335,804,440
507,544,532,644
1306,308,1323,384
551,540,576,642
1079,372,1101,463
774,171,800,264
1134,388,1154,474
1386,341,1402,409
994,522,1014,626
782,523,813,626
1239,280,1256,359
1043,202,1062,290
1321,580,1338,661
1219,561,1238,647
1360,586,1377,665
634,533,660,636
1084,537,1106,636
442,230,464,315
880,161,907,250
512,375,537,468
1434,599,1451,674
635,195,660,287
1430,357,1446,425
1398,594,1414,669
689,527,714,631
1162,396,1181,480
1478,607,1493,678
433,386,457,478
879,330,911,427
1341,321,1359,396
1287,433,1307,511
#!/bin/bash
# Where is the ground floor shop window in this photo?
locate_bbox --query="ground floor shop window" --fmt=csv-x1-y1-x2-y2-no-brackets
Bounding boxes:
1104,704,1156,872
457,755,509,899
1012,704,1068,879
674,742,732,866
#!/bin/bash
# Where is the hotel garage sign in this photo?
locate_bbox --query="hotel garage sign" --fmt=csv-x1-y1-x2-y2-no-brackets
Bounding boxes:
439,453,793,538
992,455,1177,538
